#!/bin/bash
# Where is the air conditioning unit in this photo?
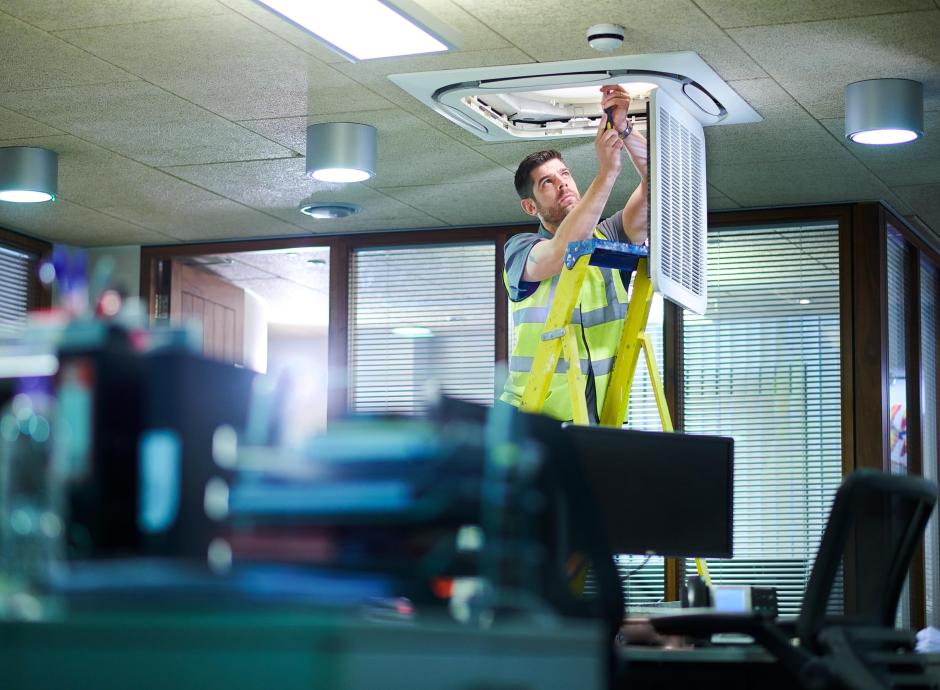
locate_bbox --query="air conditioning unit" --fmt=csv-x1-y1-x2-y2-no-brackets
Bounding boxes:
389,52,760,143
390,52,757,316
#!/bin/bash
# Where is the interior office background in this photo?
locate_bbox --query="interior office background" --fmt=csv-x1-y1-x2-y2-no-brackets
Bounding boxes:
0,0,938,635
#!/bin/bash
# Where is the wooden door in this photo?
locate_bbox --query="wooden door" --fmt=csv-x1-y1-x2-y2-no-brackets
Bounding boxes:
169,260,244,364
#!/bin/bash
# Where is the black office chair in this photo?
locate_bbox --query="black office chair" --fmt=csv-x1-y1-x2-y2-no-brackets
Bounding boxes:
651,470,939,690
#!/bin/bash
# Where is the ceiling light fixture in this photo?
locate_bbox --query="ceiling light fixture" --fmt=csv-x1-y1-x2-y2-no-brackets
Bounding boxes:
299,201,362,219
845,79,924,145
254,0,456,61
0,147,58,203
305,122,377,183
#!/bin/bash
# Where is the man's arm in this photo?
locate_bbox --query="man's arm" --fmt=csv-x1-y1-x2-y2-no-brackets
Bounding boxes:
620,131,649,245
523,114,623,282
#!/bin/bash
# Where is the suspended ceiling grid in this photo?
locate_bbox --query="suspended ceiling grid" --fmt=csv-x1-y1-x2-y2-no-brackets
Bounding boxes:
0,0,938,247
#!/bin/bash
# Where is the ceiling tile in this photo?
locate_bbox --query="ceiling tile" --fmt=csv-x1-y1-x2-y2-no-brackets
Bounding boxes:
55,13,391,121
234,248,331,291
729,11,940,118
819,112,940,186
183,256,274,282
708,185,740,209
695,0,933,29
332,46,534,147
0,133,300,240
164,156,444,230
137,204,303,242
0,12,134,92
0,0,226,31
378,176,532,226
0,105,62,139
215,0,354,64
314,109,504,187
0,197,174,246
893,183,940,239
708,153,903,207
452,0,766,80
0,81,294,166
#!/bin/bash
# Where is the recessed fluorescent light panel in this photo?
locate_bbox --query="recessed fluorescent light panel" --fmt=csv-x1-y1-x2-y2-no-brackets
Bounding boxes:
254,0,456,61
390,52,762,142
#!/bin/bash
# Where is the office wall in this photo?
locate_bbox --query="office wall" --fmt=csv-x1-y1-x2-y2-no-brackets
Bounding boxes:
86,245,141,297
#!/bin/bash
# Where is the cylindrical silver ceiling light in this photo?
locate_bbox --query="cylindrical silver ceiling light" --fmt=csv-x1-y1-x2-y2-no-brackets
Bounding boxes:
0,146,58,203
845,79,924,145
305,122,377,183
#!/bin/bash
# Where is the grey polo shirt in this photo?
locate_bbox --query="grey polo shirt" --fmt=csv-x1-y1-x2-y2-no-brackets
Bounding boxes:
504,212,628,302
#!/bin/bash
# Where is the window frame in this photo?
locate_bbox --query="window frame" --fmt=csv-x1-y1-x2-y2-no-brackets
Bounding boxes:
140,201,940,622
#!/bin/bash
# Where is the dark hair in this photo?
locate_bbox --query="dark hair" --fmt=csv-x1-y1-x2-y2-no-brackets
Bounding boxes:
514,149,564,199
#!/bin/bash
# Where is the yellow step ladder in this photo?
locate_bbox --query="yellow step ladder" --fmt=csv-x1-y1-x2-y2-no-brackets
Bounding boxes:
518,238,711,585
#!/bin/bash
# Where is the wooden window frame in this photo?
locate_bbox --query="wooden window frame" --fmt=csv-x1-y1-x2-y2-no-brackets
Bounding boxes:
140,202,940,621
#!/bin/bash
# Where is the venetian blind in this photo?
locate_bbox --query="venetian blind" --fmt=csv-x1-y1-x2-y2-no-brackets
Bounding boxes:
349,242,496,415
921,259,939,627
887,226,911,628
681,223,843,618
0,244,33,338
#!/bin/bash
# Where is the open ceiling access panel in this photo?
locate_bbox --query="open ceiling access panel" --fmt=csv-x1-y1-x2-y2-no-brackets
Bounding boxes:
390,52,761,315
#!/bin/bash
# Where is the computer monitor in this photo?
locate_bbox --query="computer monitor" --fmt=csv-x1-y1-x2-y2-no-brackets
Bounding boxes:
561,425,733,559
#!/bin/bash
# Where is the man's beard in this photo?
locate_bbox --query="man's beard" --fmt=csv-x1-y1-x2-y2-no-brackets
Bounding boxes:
538,198,574,227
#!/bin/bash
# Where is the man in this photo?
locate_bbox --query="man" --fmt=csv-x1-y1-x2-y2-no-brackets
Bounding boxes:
500,85,649,422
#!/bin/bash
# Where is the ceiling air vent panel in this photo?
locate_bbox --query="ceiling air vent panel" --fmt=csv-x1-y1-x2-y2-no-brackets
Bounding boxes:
389,52,760,142
649,88,708,315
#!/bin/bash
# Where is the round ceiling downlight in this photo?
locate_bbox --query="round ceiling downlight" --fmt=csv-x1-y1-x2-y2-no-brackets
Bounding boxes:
299,202,362,219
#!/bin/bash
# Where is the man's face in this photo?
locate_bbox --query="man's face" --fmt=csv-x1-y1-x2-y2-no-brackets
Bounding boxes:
525,158,580,228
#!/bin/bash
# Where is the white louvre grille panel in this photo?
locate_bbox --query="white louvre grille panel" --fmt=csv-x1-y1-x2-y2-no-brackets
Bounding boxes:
649,88,707,315
0,245,33,338
349,242,496,415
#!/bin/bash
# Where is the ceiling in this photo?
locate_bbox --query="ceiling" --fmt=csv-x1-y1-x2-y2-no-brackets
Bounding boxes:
1,0,939,247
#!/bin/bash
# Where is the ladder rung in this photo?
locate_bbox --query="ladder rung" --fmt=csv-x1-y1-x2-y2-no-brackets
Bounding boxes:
564,239,649,271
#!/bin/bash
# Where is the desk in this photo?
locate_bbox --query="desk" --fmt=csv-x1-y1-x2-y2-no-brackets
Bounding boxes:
623,644,940,688
0,607,603,690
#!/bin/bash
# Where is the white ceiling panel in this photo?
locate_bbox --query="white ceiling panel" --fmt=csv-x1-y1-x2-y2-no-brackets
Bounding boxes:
694,0,933,29
0,105,62,140
819,112,940,187
0,81,293,166
447,0,767,81
893,183,940,238
729,11,940,118
0,0,226,31
378,176,532,226
0,12,134,93
0,0,937,245
54,13,390,121
164,157,444,230
0,197,175,246
708,153,906,208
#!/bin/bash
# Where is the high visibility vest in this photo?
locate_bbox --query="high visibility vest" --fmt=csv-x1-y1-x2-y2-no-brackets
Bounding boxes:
500,228,630,421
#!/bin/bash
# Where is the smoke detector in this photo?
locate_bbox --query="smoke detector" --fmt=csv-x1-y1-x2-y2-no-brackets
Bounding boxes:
389,52,761,142
587,24,624,51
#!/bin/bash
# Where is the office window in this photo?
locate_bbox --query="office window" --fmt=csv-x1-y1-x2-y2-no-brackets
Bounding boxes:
348,242,496,414
887,225,912,628
682,223,843,618
0,244,34,338
921,259,939,627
